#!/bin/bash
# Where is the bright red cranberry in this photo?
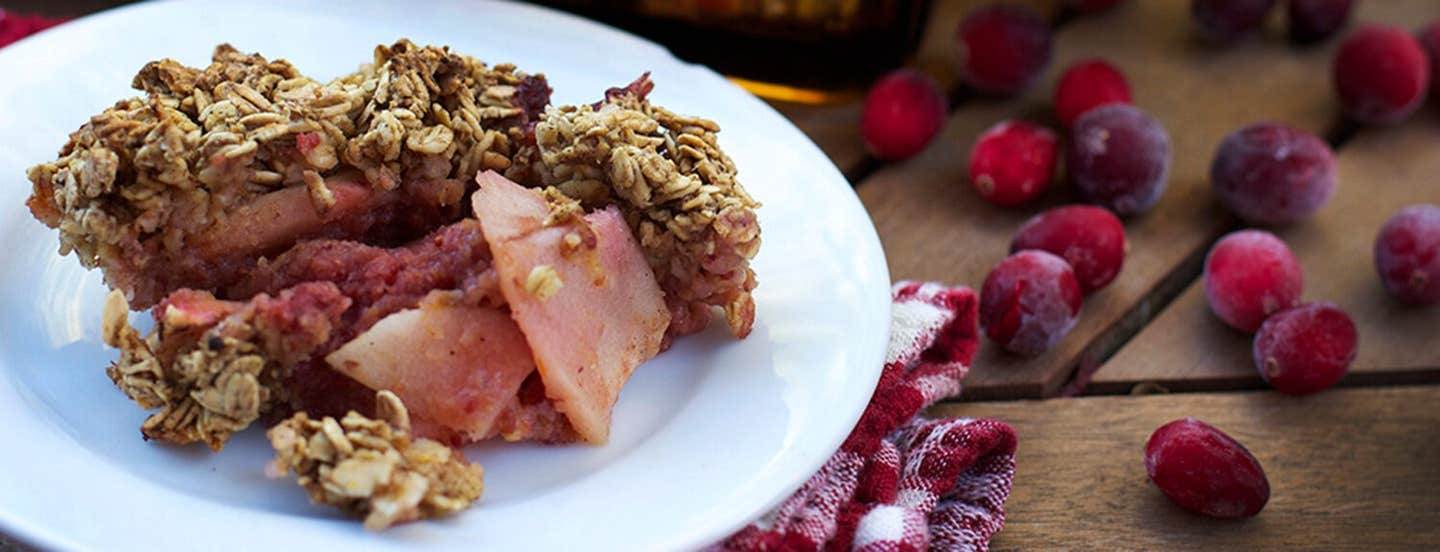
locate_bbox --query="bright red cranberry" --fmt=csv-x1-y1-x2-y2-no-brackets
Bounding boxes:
980,250,1083,355
1067,0,1125,13
1288,0,1353,43
956,4,1054,95
1192,0,1277,42
1204,230,1304,332
1374,204,1440,304
1334,26,1430,124
860,69,948,161
1011,206,1127,293
1067,104,1172,216
1210,122,1337,226
1054,59,1133,128
1417,22,1440,94
969,120,1058,207
1253,302,1357,395
1145,418,1270,519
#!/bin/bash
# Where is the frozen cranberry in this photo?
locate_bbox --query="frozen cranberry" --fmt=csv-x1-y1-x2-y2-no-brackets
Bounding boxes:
1333,26,1430,124
980,250,1083,355
1288,0,1353,43
956,4,1054,95
1374,204,1440,304
1067,104,1172,216
1417,22,1440,94
860,69,948,161
1253,302,1357,395
1054,59,1133,128
1210,122,1337,226
1011,206,1127,293
1204,230,1304,332
1192,0,1277,43
1066,0,1125,13
1145,418,1270,519
968,121,1058,207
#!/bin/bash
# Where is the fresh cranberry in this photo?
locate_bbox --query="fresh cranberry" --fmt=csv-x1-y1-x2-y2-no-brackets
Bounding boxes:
1333,26,1430,124
956,4,1054,95
1192,0,1277,43
1204,230,1304,332
980,250,1083,355
1374,204,1440,304
1145,418,1270,519
860,69,948,161
1417,21,1440,94
1253,302,1357,395
968,120,1058,207
1054,59,1133,128
1067,0,1125,13
1067,104,1172,216
1210,122,1337,226
1288,0,1353,43
1011,205,1127,293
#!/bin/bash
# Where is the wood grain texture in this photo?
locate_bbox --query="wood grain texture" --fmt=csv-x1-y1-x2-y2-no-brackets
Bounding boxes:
860,0,1352,399
1094,108,1440,394
934,386,1440,550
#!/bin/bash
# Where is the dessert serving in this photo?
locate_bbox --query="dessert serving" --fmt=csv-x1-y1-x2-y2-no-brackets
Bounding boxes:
25,40,759,529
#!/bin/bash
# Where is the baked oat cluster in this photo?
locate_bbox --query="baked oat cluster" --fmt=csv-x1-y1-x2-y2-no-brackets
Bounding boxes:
29,40,759,529
266,391,485,530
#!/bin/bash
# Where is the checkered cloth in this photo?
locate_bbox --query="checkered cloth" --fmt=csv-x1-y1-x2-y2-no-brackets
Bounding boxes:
713,282,1017,551
0,9,65,49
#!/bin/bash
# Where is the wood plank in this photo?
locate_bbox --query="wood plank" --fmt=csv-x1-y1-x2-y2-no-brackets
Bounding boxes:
933,386,1440,550
1093,109,1440,394
859,0,1357,399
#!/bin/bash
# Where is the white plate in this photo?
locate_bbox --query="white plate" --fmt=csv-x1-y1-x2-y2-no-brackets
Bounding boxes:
0,1,890,550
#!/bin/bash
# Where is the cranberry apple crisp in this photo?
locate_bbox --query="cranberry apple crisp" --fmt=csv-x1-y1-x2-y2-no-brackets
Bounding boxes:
27,41,759,528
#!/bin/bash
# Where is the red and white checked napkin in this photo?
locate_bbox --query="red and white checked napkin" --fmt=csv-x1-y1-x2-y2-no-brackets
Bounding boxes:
0,9,65,49
713,282,1018,551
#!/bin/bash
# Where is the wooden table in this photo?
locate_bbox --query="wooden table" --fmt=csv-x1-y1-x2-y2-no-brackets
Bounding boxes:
767,1,1440,548
5,1,1438,550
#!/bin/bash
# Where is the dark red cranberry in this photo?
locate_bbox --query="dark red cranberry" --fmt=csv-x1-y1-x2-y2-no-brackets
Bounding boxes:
968,120,1058,207
1210,122,1337,226
1418,21,1440,96
1067,104,1172,216
1288,0,1353,43
956,4,1054,95
1145,418,1270,519
1011,205,1127,293
980,250,1083,355
1192,0,1277,43
1253,302,1357,395
1054,59,1132,129
1333,25,1430,124
1374,204,1440,304
1204,230,1304,332
860,69,948,161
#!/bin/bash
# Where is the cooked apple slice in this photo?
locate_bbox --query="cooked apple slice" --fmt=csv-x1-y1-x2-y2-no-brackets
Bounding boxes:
193,178,378,259
325,304,537,439
473,171,669,444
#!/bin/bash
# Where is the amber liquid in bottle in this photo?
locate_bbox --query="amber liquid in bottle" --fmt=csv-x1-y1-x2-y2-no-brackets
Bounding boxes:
535,0,933,103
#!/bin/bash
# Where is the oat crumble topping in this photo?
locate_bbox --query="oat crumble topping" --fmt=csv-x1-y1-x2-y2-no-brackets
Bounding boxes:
266,391,484,530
